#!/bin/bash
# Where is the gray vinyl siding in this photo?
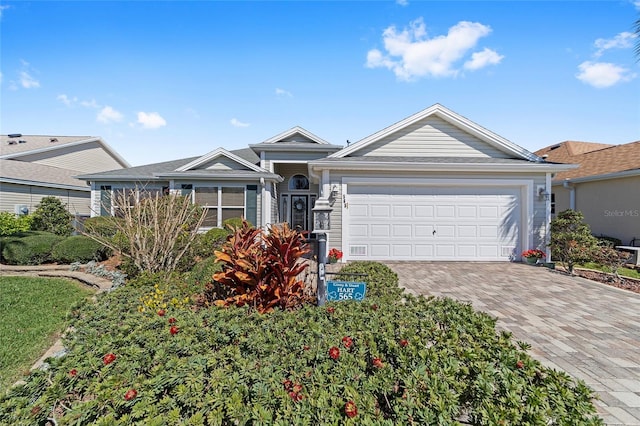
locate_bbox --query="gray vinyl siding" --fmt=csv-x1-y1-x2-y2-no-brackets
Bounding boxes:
327,170,548,257
355,116,510,158
264,152,335,163
18,142,125,173
200,157,248,170
0,182,91,216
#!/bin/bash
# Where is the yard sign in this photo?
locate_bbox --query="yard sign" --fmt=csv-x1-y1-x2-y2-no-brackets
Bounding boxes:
326,280,367,302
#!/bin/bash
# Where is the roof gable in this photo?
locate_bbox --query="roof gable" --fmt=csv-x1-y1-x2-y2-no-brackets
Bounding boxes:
256,126,331,145
175,147,265,172
330,104,538,161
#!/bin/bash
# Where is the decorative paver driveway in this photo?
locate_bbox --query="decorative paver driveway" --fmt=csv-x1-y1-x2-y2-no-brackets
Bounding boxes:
385,262,640,426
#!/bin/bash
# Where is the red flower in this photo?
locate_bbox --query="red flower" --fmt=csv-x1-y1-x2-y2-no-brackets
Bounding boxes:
372,357,384,369
124,388,137,401
303,345,310,351
341,336,353,349
157,309,165,316
168,317,177,324
521,249,546,259
371,304,378,311
292,383,303,393
399,339,409,347
69,369,78,377
344,400,358,418
328,248,343,260
103,353,116,365
329,346,340,360
170,325,179,335
282,379,293,390
516,360,524,369
289,391,303,402
326,307,335,314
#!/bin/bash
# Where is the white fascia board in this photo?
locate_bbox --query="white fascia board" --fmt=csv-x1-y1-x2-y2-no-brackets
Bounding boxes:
175,147,265,172
310,161,577,174
0,177,90,191
552,168,640,185
257,126,331,145
330,104,540,161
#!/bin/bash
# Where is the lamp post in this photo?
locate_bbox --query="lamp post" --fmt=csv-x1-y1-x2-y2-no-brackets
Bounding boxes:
312,198,332,306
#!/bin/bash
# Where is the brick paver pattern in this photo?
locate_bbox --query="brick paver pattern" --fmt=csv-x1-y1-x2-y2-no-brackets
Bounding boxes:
385,262,640,426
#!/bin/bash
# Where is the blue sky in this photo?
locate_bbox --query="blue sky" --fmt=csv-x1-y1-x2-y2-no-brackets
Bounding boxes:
1,1,638,166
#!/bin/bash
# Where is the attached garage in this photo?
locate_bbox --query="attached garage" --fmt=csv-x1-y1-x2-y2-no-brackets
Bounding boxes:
345,184,523,261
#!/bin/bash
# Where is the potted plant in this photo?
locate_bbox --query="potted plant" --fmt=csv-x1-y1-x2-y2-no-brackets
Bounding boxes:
522,249,546,265
328,248,343,264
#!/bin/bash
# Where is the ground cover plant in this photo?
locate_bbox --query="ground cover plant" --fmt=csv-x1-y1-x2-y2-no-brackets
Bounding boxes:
0,262,602,425
0,276,94,393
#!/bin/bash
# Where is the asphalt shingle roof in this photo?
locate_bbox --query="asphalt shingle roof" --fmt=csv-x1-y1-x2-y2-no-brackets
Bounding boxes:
535,140,640,181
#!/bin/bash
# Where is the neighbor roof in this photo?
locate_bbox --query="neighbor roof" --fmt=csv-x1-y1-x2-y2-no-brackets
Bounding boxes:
535,140,640,181
0,159,89,190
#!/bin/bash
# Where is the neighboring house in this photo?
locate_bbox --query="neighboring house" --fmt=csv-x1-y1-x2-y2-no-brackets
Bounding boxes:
0,134,130,217
77,104,571,262
535,140,640,244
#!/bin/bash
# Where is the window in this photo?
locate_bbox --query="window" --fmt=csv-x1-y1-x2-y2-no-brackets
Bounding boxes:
289,174,309,191
193,186,245,227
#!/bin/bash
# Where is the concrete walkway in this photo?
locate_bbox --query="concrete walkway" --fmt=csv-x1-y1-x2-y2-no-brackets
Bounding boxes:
385,262,640,426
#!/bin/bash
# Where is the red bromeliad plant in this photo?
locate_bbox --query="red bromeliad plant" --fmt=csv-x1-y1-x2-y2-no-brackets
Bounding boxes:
213,221,311,313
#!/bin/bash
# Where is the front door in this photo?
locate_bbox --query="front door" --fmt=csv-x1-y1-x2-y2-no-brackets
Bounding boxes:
290,195,308,231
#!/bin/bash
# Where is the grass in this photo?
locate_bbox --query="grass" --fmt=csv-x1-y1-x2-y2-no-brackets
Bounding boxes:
579,262,640,279
0,276,94,393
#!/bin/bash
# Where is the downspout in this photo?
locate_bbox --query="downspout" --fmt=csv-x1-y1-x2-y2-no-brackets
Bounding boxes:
563,179,575,210
260,177,266,227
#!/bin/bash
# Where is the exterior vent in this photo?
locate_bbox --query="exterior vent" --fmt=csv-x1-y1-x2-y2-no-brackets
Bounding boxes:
350,245,367,256
7,141,16,145
8,133,22,138
50,138,58,143
18,140,27,144
14,205,29,216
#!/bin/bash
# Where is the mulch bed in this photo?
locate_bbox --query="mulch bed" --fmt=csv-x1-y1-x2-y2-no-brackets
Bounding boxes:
572,268,640,294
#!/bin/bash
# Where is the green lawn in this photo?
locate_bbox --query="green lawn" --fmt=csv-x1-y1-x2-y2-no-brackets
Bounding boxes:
0,276,94,393
579,262,640,279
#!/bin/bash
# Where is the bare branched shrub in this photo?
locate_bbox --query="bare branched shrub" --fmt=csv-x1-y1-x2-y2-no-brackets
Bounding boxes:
83,188,206,277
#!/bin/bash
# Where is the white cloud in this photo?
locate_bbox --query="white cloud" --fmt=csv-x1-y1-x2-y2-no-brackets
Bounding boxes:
97,106,124,124
230,118,250,128
275,88,293,97
464,48,504,70
366,18,499,80
0,5,10,18
137,111,167,129
57,94,78,106
594,31,636,57
396,0,409,6
633,0,640,10
576,61,636,88
19,71,40,88
81,99,100,108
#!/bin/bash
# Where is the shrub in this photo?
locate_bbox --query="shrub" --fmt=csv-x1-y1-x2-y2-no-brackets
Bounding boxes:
178,227,231,272
595,234,622,247
52,235,110,264
0,268,602,425
82,216,124,238
30,196,73,236
0,231,65,265
214,221,311,313
222,217,249,230
0,212,33,237
336,261,403,300
550,210,600,274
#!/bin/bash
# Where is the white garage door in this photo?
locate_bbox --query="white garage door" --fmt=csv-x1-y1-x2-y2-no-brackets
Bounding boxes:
347,186,520,261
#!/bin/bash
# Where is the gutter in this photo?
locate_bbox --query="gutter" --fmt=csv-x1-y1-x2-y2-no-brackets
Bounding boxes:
563,179,576,210
309,161,577,174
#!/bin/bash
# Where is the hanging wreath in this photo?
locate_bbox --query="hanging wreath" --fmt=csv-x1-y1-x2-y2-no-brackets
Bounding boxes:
294,200,305,212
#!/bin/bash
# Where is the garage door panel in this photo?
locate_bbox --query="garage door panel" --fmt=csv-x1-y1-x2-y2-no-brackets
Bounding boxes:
392,224,412,238
347,186,520,261
371,224,390,237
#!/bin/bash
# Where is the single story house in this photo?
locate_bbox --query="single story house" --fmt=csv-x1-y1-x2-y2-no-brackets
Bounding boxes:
535,140,640,245
0,134,130,216
77,104,572,262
